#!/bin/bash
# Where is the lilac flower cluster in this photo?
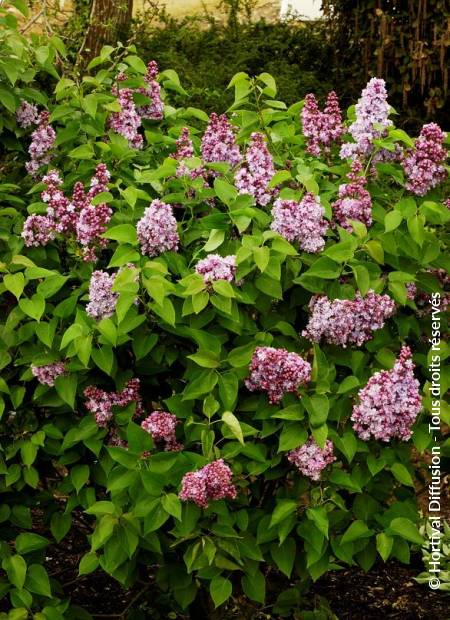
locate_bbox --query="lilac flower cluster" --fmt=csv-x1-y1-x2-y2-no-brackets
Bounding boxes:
301,91,344,156
287,438,336,481
173,127,206,179
16,100,39,128
270,193,328,253
340,78,392,160
136,199,179,257
195,254,237,284
179,459,237,509
201,113,242,167
141,411,183,451
302,291,396,347
235,132,276,206
332,160,372,231
402,123,448,196
245,346,311,404
31,362,66,386
351,346,422,441
22,164,112,261
138,61,164,121
86,270,118,321
25,111,56,177
84,378,143,427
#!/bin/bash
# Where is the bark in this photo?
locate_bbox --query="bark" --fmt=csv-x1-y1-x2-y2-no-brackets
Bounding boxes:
79,0,133,64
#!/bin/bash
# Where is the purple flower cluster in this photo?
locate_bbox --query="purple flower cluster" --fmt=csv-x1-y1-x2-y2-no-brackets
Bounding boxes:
302,290,396,347
332,160,372,231
288,438,336,481
22,164,112,261
84,378,143,427
301,91,344,156
235,132,276,206
31,362,66,386
245,346,311,404
86,270,118,321
173,127,206,179
402,123,448,196
25,111,56,177
201,113,242,167
138,61,164,121
270,193,328,253
16,100,39,128
351,346,422,441
195,254,236,284
141,411,182,451
340,78,392,160
136,199,179,257
179,459,237,509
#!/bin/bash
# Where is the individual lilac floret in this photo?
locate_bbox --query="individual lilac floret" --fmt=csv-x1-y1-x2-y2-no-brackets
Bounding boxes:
195,254,237,284
332,160,372,231
25,111,56,177
340,78,392,160
141,411,183,451
31,362,66,386
302,291,396,347
351,346,422,442
301,91,344,156
402,123,448,196
201,113,242,167
288,438,336,481
235,132,276,206
179,459,237,509
245,346,311,404
16,101,39,128
138,61,164,121
84,378,143,428
86,270,118,321
21,214,55,247
136,199,179,257
270,193,328,253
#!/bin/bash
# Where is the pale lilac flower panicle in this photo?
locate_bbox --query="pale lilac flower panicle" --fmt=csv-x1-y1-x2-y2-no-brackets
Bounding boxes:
302,290,396,347
301,91,343,156
136,199,179,257
141,411,183,451
179,459,237,509
31,362,66,386
245,346,312,404
41,170,74,234
76,203,112,261
201,113,242,167
21,214,55,247
25,111,56,177
16,101,39,128
351,346,422,442
195,254,236,284
138,61,164,121
270,193,328,253
109,86,143,149
84,378,143,428
173,127,206,179
288,438,335,481
235,132,276,206
332,160,372,231
86,270,118,321
402,123,448,196
340,77,392,160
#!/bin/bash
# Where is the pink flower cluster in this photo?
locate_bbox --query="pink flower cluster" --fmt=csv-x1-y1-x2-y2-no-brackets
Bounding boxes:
340,78,392,160
31,362,66,386
301,91,344,156
235,132,276,206
402,123,448,196
141,411,182,451
270,193,328,253
201,113,242,167
25,111,56,177
288,438,336,481
16,100,39,128
136,199,179,257
21,214,55,247
245,346,311,404
84,378,143,427
332,160,372,231
138,61,164,121
302,291,396,347
351,346,422,441
86,270,118,321
179,459,237,509
173,127,206,179
195,254,237,284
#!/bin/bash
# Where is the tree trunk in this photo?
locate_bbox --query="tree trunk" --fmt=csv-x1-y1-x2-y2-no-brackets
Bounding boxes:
79,0,134,64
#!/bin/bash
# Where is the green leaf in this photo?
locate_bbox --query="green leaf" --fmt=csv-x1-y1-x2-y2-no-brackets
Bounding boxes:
18,294,45,321
270,499,297,528
253,246,270,272
227,343,254,368
91,346,114,375
351,265,370,296
0,86,16,113
278,423,307,452
182,370,218,400
222,411,244,445
242,570,265,603
71,464,90,493
50,512,71,543
15,533,48,554
390,463,414,487
78,552,99,575
161,494,182,521
210,576,232,608
376,532,393,561
69,143,94,159
387,518,424,545
365,240,384,264
54,374,77,409
25,564,51,598
4,272,25,299
324,241,355,263
384,210,403,232
271,537,296,577
218,372,239,410
187,351,219,368
214,178,237,206
2,555,27,590
341,520,372,544
102,224,137,245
